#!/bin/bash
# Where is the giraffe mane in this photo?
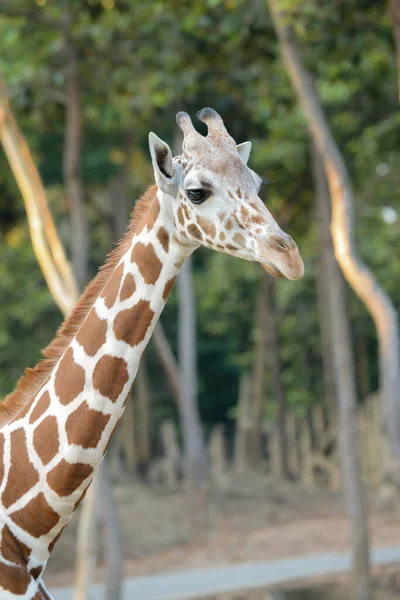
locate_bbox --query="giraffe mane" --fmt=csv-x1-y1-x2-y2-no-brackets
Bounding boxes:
0,185,158,428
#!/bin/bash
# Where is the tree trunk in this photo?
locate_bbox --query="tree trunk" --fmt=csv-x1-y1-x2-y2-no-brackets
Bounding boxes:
120,395,136,473
390,0,400,103
152,323,182,408
355,334,371,400
62,10,123,597
109,145,131,242
266,3,372,596
177,257,209,536
267,0,400,468
0,74,78,315
136,361,151,468
73,479,100,600
98,462,123,600
234,372,251,473
312,143,342,412
62,8,89,291
0,67,122,600
249,278,268,464
264,280,289,479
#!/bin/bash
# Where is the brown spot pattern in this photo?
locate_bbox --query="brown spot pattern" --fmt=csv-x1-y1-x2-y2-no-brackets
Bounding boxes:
240,206,250,222
226,244,237,251
219,231,225,241
2,429,39,509
132,242,163,285
0,434,4,488
139,197,160,233
197,216,216,239
251,212,263,225
47,459,93,497
76,309,107,357
119,274,136,301
236,187,242,198
163,277,176,301
29,391,51,424
187,224,203,240
0,561,31,594
93,355,129,402
101,263,124,309
11,493,59,538
182,203,190,220
177,206,185,226
33,417,59,465
55,348,85,406
233,233,246,246
66,401,110,448
225,219,233,231
157,227,170,252
1,525,30,565
30,566,43,580
114,300,154,347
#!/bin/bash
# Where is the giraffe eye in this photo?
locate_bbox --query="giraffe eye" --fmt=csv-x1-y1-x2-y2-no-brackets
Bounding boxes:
186,189,209,204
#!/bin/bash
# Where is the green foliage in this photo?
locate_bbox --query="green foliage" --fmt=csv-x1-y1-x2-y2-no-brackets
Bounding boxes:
0,0,399,439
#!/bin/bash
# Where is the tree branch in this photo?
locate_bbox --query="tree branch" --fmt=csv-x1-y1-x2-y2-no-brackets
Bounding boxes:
266,0,400,464
0,73,78,316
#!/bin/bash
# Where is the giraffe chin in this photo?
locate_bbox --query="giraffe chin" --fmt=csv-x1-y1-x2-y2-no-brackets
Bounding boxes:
261,262,285,279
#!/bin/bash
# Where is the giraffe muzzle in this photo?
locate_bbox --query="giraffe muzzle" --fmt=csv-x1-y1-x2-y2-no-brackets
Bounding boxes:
258,233,304,281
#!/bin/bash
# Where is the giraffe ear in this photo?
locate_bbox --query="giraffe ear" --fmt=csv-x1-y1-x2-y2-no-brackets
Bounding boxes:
149,132,177,196
236,141,252,165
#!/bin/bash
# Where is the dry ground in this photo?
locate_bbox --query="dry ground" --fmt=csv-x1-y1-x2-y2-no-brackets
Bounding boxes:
45,472,400,594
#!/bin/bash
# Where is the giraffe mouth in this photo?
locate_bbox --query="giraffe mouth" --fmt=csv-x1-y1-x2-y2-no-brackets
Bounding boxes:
261,261,285,279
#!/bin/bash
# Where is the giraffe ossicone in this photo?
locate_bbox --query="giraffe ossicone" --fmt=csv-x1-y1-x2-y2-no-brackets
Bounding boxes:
0,108,303,598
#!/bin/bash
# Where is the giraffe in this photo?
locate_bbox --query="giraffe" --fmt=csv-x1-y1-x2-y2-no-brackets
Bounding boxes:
0,108,303,598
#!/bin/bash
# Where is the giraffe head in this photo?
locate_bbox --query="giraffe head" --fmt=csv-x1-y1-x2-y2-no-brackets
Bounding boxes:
149,108,304,280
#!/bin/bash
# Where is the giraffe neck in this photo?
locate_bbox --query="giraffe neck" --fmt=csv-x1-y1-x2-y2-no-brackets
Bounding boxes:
0,188,192,596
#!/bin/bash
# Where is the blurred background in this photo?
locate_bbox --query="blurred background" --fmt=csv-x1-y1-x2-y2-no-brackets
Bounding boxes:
1,0,400,599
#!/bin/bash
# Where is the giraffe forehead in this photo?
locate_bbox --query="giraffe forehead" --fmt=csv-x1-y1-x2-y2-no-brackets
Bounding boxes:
183,161,257,197
182,139,256,191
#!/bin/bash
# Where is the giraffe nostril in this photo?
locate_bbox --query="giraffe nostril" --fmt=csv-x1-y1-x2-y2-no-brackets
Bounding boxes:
271,234,296,252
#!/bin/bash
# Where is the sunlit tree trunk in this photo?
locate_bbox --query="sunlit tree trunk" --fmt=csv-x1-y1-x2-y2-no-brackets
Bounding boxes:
267,0,400,467
0,74,77,315
266,3,372,597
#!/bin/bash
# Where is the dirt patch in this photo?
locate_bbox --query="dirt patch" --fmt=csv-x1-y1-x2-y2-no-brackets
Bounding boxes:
45,473,400,590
